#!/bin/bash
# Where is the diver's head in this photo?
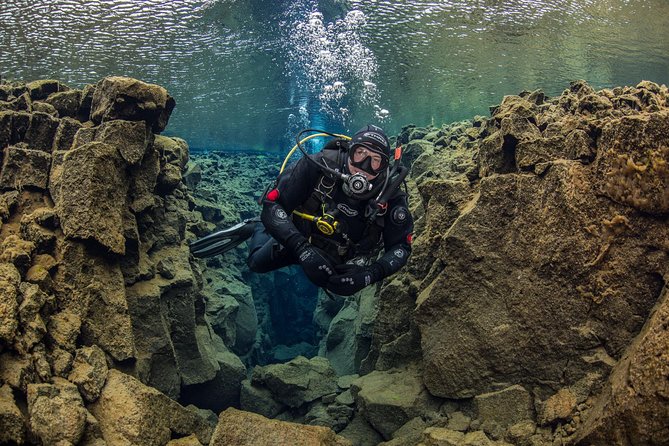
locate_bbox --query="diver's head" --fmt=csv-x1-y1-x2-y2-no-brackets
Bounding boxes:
343,124,391,199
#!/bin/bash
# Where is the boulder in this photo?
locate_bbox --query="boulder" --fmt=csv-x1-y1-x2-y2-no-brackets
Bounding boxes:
89,370,213,446
338,414,384,446
53,240,135,361
0,353,35,393
0,279,18,343
53,116,83,151
0,145,51,190
25,111,60,152
128,142,160,213
252,356,338,408
0,384,25,444
538,388,577,425
55,141,128,254
351,366,441,440
45,89,82,118
240,379,286,418
95,119,152,165
68,345,109,403
574,283,669,445
0,235,35,272
415,161,668,399
210,407,352,446
155,134,189,170
27,378,87,445
90,76,175,132
179,325,246,413
47,309,82,351
474,385,534,438
26,80,64,100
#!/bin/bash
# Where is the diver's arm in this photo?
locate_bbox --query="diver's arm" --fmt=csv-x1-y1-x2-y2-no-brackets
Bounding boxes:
326,195,413,295
376,195,414,278
260,154,322,252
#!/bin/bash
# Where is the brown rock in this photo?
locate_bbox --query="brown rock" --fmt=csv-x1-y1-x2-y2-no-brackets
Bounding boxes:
90,76,174,132
25,111,60,152
539,389,576,425
27,378,87,445
167,434,203,446
89,370,213,446
575,284,669,445
53,240,135,361
351,366,441,440
210,407,352,446
68,345,109,403
95,119,152,165
55,142,128,254
0,144,52,190
0,279,18,343
414,160,668,399
20,207,59,253
47,310,82,350
0,352,35,392
475,385,534,438
26,80,64,101
0,384,26,444
53,116,83,151
45,89,82,118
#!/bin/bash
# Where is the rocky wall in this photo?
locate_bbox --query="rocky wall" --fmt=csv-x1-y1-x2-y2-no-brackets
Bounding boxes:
0,77,245,444
365,80,669,445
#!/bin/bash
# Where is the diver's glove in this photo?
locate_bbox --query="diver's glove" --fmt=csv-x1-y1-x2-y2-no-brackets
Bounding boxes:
326,263,384,296
295,241,335,287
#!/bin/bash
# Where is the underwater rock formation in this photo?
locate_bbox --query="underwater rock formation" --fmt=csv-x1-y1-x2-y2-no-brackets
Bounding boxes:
0,76,243,443
366,79,668,445
1,75,667,446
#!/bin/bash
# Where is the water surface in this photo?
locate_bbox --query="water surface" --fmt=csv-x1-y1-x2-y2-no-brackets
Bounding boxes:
1,0,668,151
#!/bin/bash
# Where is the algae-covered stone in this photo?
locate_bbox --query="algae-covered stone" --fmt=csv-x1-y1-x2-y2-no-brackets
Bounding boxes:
179,325,246,412
351,367,441,440
53,240,135,361
0,235,35,271
475,385,534,438
68,345,109,403
0,145,51,190
26,80,65,100
55,141,128,254
0,279,18,343
25,111,60,152
155,134,189,169
45,89,82,118
53,116,83,151
27,378,87,445
0,384,26,444
0,353,35,393
575,284,669,445
252,356,338,408
210,407,352,446
90,76,175,132
89,370,213,446
240,379,285,418
96,119,152,165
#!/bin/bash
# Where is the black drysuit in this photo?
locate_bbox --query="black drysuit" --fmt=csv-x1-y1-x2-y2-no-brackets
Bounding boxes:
247,145,413,295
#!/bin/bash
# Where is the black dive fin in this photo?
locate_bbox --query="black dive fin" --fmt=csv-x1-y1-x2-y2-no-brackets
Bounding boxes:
189,219,259,258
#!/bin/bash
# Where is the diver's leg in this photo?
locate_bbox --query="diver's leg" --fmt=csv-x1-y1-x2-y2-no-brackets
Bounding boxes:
247,225,296,273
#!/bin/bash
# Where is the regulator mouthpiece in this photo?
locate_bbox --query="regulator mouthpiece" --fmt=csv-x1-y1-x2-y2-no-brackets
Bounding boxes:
342,172,372,198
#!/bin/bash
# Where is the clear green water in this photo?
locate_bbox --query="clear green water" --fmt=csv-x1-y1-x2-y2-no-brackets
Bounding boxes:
2,0,668,151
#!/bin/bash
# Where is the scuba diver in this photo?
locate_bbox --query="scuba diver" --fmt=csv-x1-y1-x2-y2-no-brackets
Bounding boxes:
189,125,413,296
